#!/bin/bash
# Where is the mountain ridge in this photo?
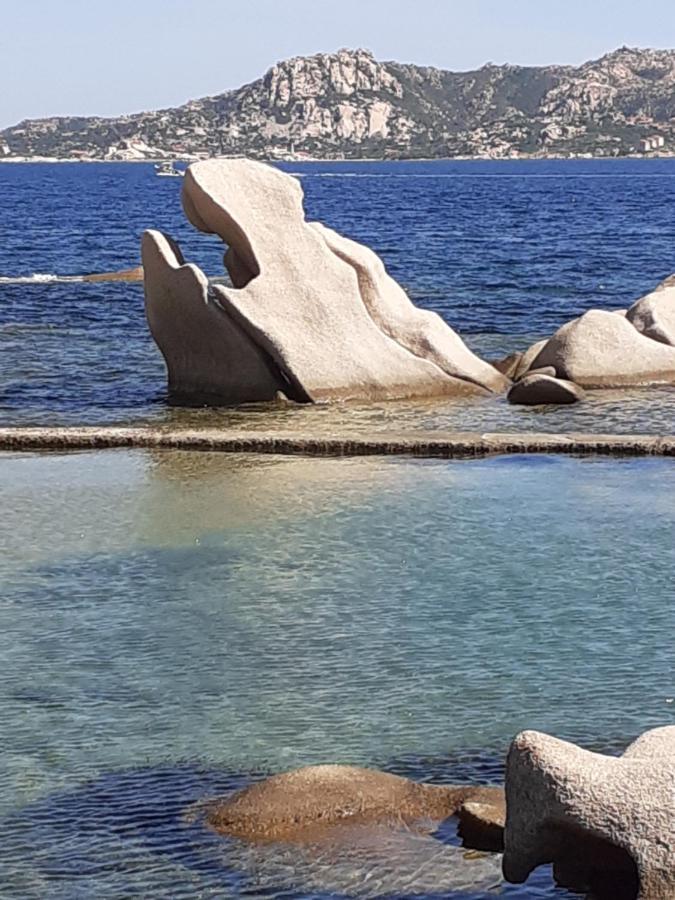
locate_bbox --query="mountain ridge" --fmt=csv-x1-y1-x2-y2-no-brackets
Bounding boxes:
2,46,675,160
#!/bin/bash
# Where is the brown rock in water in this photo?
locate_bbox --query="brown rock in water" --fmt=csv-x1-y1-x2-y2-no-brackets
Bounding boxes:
206,764,504,845
626,273,675,346
492,352,522,379
143,159,503,405
457,797,506,852
507,373,584,405
530,309,675,386
503,727,675,900
82,266,144,282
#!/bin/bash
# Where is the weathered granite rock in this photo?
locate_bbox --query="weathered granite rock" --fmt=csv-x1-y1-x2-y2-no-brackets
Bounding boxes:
503,727,675,899
507,373,584,405
626,274,675,346
142,230,291,404
206,764,504,844
143,159,502,405
530,309,675,386
513,339,549,380
517,365,557,380
494,341,553,381
492,351,523,379
310,222,509,393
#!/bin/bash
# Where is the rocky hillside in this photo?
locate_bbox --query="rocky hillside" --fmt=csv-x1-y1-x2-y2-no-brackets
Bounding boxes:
3,46,675,160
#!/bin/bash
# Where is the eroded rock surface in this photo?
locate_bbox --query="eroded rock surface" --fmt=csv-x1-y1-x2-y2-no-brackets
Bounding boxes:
142,231,289,404
206,764,504,844
503,727,675,899
626,274,675,346
530,308,675,387
143,159,504,405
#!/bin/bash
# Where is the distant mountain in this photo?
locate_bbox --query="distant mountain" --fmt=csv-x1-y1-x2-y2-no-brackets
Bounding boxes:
3,47,675,160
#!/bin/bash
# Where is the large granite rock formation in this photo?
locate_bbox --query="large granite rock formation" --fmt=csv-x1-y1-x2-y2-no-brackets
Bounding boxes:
503,727,675,899
512,275,675,389
143,159,507,405
206,763,505,846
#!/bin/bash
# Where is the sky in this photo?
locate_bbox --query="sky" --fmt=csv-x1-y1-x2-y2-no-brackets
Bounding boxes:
2,0,675,128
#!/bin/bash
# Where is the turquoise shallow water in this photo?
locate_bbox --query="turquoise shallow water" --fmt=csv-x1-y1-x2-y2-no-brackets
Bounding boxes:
0,450,673,897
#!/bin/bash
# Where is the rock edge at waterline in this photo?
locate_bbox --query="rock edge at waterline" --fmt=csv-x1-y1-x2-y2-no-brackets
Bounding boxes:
504,726,675,900
0,427,674,457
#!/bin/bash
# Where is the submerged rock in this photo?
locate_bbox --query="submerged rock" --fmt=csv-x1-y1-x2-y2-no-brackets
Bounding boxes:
507,373,584,405
456,797,506,852
143,159,504,406
206,763,504,844
503,726,675,899
81,265,144,282
227,820,504,898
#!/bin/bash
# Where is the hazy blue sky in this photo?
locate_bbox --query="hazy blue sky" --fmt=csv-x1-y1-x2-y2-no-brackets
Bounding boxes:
2,0,675,128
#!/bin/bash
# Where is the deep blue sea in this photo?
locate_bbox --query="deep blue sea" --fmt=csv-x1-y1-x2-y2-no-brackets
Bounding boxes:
2,158,675,429
1,160,674,899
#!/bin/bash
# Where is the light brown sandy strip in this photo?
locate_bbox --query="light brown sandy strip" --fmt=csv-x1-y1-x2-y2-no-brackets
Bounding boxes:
0,427,673,458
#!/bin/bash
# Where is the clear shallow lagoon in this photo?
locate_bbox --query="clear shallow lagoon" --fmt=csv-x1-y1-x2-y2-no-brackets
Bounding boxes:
0,450,673,897
2,158,675,897
2,158,675,430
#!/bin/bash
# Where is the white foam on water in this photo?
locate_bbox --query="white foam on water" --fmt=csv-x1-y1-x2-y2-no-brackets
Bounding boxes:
0,273,85,284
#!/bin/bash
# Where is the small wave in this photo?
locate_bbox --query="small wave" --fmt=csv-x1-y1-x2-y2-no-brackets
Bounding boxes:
0,273,85,284
292,172,675,179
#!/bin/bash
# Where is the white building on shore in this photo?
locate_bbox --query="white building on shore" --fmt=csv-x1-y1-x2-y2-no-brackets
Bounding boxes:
639,135,666,152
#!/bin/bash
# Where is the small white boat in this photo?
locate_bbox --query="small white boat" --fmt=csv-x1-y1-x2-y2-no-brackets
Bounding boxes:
154,161,183,178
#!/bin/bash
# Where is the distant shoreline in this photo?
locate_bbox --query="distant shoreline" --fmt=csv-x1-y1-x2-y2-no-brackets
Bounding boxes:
2,153,675,165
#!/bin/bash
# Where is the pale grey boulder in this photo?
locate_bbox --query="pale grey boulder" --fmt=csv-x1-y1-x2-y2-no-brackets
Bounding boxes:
507,373,584,405
143,159,502,405
310,222,509,393
142,230,292,404
626,273,675,346
530,309,675,387
503,727,675,899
